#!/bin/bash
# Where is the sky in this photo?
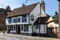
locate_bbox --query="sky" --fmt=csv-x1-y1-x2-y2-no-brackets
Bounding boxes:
0,0,58,16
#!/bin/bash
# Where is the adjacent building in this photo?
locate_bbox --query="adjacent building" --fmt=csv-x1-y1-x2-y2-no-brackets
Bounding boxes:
47,12,59,37
57,0,60,38
0,8,7,31
0,6,11,31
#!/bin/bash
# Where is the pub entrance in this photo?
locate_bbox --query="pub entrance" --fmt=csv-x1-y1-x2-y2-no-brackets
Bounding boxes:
16,25,20,34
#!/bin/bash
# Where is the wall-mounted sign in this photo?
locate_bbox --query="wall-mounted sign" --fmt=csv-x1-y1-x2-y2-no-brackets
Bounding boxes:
31,15,34,21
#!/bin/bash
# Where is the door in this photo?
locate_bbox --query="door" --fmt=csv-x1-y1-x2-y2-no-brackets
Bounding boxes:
47,28,53,37
17,25,20,34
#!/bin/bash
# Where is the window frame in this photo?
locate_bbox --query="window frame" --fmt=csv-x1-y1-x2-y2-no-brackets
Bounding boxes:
8,18,12,23
35,25,40,29
22,15,27,22
13,18,21,23
24,25,29,32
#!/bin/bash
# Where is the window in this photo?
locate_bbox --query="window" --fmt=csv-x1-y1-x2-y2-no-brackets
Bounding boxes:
24,25,29,31
21,26,23,31
8,25,13,30
8,26,11,30
13,26,16,30
8,25,16,31
22,15,27,22
17,18,20,22
13,18,20,23
35,25,40,29
13,19,16,23
21,25,29,31
8,18,12,23
10,25,13,30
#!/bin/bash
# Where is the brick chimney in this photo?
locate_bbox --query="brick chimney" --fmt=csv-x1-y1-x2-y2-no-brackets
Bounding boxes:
6,6,10,10
58,0,60,13
6,6,11,14
57,0,60,38
40,0,45,12
22,4,26,7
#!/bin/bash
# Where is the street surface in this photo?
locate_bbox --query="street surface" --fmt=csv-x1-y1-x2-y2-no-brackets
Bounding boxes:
0,32,60,40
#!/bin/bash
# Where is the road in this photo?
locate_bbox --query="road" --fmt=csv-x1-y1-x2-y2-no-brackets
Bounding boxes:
0,33,60,40
0,33,40,40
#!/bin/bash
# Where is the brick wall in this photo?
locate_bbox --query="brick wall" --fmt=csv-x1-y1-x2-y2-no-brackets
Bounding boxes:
40,1,45,12
57,0,60,38
0,12,6,31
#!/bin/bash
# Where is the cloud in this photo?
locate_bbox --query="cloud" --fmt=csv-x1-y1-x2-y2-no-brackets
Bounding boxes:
0,0,40,10
0,0,25,10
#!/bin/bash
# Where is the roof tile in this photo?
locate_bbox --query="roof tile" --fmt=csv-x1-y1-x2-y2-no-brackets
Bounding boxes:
7,3,38,17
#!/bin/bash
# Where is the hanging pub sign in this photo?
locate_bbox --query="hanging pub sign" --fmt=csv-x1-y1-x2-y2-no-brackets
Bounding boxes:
31,15,34,21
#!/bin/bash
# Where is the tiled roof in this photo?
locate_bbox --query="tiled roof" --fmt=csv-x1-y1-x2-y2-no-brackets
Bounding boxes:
53,12,58,24
0,8,6,12
7,3,38,17
0,8,7,15
34,16,50,25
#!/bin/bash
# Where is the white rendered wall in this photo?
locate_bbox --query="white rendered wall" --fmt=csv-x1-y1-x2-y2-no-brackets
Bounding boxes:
30,3,40,25
33,25,47,34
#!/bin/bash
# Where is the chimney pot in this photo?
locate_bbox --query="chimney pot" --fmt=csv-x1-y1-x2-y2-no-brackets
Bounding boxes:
22,4,26,7
6,6,10,10
40,0,45,12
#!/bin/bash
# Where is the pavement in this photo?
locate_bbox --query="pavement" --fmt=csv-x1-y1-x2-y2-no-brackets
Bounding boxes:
0,31,60,40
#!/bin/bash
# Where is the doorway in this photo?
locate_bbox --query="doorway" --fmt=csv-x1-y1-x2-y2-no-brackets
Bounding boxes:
47,27,53,37
17,25,20,34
